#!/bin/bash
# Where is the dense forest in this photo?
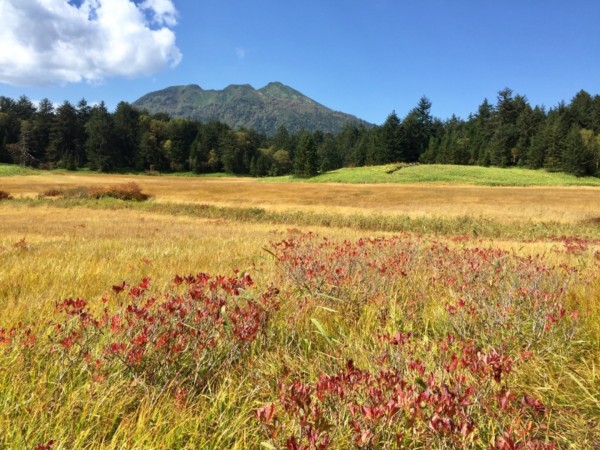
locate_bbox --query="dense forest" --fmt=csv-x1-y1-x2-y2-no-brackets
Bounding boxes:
1,88,599,178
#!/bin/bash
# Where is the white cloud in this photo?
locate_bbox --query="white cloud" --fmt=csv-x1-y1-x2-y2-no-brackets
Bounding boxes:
140,0,177,27
0,0,182,86
235,47,246,61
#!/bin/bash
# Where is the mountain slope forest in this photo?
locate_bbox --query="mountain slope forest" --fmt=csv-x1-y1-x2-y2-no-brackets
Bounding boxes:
1,88,599,178
132,82,369,135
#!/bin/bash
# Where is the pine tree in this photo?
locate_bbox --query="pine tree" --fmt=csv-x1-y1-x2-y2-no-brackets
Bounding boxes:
113,102,140,169
49,101,82,169
410,96,434,161
377,111,401,163
294,132,318,177
165,118,197,171
189,121,229,173
86,102,116,171
568,90,594,129
470,99,495,165
136,115,169,171
0,112,10,163
318,133,341,172
543,108,569,172
562,125,594,176
489,89,529,166
29,98,54,165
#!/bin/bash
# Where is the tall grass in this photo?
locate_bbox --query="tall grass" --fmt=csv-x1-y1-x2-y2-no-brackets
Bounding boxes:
0,178,598,448
2,169,600,226
7,196,600,241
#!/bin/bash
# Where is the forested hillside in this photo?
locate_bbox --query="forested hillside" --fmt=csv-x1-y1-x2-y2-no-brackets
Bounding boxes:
132,82,369,135
1,88,599,178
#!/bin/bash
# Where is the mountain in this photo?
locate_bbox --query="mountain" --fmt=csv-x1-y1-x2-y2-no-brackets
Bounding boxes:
132,82,371,135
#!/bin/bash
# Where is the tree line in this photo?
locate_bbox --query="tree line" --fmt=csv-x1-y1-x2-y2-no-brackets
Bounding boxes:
1,88,599,178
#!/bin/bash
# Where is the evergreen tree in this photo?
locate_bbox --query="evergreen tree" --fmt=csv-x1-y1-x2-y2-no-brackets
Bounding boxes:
0,96,15,113
318,133,341,172
271,125,291,152
399,111,424,162
0,97,21,146
249,148,274,177
543,109,569,172
375,111,401,163
75,99,91,163
562,125,595,176
220,131,241,174
469,99,495,165
568,90,594,129
526,128,547,170
488,89,529,166
113,102,141,169
86,102,116,171
165,118,197,171
337,123,362,166
49,101,82,169
591,95,600,133
403,96,434,162
189,121,229,173
13,96,36,120
512,104,541,166
220,130,258,174
27,98,54,165
353,131,373,167
419,137,440,163
136,115,169,171
0,112,11,163
294,131,319,177
579,128,600,175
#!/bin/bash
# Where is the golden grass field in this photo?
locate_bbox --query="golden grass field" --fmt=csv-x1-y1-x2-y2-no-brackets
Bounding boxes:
2,172,600,222
0,171,599,449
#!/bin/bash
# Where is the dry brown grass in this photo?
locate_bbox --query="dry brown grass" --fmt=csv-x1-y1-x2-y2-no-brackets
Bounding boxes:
1,173,599,449
0,205,381,324
2,172,599,223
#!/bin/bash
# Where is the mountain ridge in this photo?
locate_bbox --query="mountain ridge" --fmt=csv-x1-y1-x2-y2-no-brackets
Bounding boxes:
132,82,370,135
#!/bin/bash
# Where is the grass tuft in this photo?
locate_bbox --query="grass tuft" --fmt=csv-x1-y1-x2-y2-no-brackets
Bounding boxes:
37,183,152,202
0,190,12,200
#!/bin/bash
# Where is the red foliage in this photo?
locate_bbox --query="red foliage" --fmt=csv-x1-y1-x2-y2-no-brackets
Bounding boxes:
47,270,277,393
34,440,54,450
256,233,576,448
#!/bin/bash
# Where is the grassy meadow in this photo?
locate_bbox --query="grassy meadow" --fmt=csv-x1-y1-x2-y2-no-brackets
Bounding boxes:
265,164,600,186
0,165,599,449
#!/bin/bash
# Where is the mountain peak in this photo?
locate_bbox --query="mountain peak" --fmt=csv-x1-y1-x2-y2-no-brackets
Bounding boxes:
259,82,307,101
224,83,255,91
133,82,370,135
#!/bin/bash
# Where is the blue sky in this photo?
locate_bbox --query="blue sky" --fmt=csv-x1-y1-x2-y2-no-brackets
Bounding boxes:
1,0,599,124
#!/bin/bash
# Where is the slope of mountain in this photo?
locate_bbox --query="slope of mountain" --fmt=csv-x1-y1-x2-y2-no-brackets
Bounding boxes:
132,82,370,135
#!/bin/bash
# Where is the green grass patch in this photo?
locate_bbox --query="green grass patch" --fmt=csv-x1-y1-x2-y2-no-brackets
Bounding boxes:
3,162,600,186
168,171,246,178
0,163,239,179
265,164,600,186
0,164,42,176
